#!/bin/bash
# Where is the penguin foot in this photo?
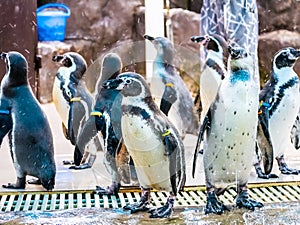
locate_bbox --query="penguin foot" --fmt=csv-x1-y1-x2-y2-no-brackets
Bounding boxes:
149,197,174,218
236,190,263,210
94,182,121,195
27,178,42,185
69,163,91,170
256,167,279,179
123,190,150,213
205,192,230,215
2,177,26,189
279,162,299,175
62,160,74,165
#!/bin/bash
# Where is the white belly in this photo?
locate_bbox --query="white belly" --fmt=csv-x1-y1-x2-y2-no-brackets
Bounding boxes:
269,89,300,157
52,78,70,127
122,114,172,191
204,81,258,188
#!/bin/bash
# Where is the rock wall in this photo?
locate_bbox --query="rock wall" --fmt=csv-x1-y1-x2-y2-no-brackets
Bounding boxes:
38,0,300,103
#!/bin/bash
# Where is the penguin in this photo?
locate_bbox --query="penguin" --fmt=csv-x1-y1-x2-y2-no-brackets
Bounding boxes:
192,45,264,214
291,110,300,150
0,51,56,190
144,34,199,138
254,47,300,178
191,34,228,122
52,52,101,169
103,72,186,218
74,53,136,195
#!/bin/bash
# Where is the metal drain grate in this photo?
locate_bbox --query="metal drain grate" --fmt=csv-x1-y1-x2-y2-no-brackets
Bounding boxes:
1,182,300,212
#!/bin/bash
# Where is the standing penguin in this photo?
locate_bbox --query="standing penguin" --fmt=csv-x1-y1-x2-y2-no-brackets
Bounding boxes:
254,47,300,177
52,52,101,169
0,51,56,190
103,72,186,218
144,35,199,138
75,53,135,195
193,45,264,214
191,34,228,122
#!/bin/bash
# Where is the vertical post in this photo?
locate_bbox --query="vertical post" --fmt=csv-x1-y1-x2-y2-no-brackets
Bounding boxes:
144,0,164,82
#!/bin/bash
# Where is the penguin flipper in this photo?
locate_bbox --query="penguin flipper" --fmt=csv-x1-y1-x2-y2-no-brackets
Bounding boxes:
257,121,274,175
163,131,179,195
74,116,98,166
61,122,70,140
68,102,83,145
192,109,211,178
257,103,273,175
160,85,177,116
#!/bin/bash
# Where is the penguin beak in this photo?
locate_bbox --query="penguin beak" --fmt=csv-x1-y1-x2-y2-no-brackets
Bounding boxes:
52,55,64,62
191,35,211,47
228,45,246,59
190,36,205,43
103,78,124,90
292,49,300,58
53,55,72,67
144,34,155,41
0,52,7,61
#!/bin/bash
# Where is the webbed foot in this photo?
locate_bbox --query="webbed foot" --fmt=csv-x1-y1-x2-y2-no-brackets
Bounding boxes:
279,162,299,175
205,192,230,215
149,197,174,218
27,178,42,185
2,177,26,189
123,189,150,213
62,160,74,165
255,166,279,179
69,163,91,170
236,190,263,210
94,182,121,195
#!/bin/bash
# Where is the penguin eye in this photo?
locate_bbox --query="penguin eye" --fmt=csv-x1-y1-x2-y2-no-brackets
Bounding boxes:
125,79,132,85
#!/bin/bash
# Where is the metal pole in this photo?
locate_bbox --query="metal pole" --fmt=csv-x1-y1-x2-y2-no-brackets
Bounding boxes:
144,0,164,82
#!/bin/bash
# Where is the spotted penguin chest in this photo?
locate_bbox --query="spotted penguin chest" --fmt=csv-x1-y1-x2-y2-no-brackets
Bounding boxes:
121,114,172,191
204,83,258,188
52,77,70,127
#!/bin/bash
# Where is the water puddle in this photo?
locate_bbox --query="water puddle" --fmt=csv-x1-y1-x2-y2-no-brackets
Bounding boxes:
1,202,300,224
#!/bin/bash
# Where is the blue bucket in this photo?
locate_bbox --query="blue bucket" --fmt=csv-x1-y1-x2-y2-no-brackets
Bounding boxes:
36,3,71,41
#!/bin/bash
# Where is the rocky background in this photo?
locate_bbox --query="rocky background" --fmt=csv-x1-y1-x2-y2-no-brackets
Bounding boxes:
38,0,300,103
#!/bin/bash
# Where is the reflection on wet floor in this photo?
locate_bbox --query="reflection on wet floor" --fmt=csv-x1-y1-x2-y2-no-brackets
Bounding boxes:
2,203,300,224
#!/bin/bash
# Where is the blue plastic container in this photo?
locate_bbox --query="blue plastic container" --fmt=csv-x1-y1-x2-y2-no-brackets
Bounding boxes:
36,3,71,41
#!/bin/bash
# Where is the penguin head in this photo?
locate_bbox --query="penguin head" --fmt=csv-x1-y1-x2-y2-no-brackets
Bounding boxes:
144,34,174,64
228,45,253,74
96,53,123,93
191,34,227,54
0,51,28,87
103,72,151,98
273,47,300,70
52,52,87,80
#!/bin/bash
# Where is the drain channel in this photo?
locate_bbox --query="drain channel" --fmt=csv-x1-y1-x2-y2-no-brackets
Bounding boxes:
1,183,300,212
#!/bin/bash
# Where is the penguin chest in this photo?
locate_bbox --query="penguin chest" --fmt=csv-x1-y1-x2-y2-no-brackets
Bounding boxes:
269,87,300,154
204,83,258,188
121,114,172,191
52,77,70,127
